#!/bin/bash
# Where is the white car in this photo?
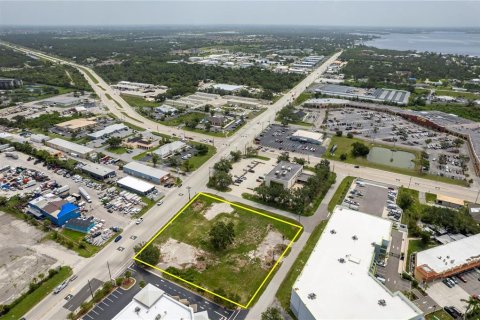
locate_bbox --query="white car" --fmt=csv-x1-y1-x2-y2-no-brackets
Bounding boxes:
54,280,68,294
136,218,144,225
157,200,164,206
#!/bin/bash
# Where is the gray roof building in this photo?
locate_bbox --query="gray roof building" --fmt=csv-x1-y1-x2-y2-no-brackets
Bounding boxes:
265,161,303,189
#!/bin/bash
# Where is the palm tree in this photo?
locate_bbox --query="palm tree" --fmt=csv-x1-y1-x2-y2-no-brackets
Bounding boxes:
461,296,480,320
151,153,160,168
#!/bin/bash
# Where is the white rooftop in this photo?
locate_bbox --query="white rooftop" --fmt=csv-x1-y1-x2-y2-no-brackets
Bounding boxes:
117,176,155,193
292,207,422,320
212,83,244,92
416,233,480,274
112,284,195,320
292,130,323,142
153,141,187,158
124,162,169,180
48,138,93,155
88,123,128,139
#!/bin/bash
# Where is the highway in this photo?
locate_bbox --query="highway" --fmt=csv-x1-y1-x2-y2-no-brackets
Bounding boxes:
0,40,342,319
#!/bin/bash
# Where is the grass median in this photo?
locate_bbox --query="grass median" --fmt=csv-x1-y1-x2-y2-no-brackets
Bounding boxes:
327,176,355,212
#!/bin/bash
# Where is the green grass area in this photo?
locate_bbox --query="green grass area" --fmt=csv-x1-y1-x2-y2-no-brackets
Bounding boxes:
252,155,270,161
0,266,72,320
425,192,437,203
325,135,468,186
105,93,113,100
398,187,421,225
58,229,118,258
146,193,302,306
188,142,216,170
133,196,157,218
79,67,99,84
435,89,479,100
293,92,313,106
123,121,146,132
407,239,436,268
276,220,327,311
106,146,128,154
425,309,454,320
327,176,355,212
2,86,74,104
121,94,159,108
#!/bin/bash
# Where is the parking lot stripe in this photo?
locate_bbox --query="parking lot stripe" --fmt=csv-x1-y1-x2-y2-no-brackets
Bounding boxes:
91,309,99,315
105,297,114,303
102,301,109,307
97,305,104,311
116,290,123,295
110,292,118,298
83,314,94,320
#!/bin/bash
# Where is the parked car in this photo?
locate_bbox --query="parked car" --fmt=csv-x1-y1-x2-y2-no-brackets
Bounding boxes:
54,281,69,294
114,235,123,242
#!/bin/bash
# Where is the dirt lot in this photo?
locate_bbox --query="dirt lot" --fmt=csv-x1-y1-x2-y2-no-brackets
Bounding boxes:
0,211,82,305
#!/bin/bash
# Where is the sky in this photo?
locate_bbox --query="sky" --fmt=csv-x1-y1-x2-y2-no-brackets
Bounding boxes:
1,1,479,28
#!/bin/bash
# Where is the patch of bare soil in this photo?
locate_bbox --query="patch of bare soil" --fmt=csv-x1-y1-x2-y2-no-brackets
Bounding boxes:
203,202,234,221
158,238,210,270
247,229,289,269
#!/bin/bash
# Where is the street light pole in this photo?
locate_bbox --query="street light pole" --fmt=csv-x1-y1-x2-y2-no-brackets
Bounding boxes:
187,186,192,200
107,261,113,282
87,279,94,300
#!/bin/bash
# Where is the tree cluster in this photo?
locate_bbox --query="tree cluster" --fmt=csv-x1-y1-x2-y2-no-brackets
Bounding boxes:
351,142,370,157
209,221,236,250
253,160,335,216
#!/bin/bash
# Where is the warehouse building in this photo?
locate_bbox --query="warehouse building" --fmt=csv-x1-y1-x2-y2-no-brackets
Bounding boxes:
414,233,480,283
27,194,80,226
113,284,209,320
87,123,128,140
291,207,423,320
117,176,156,195
289,130,323,145
81,163,116,180
265,161,303,189
46,138,94,158
65,217,96,234
0,78,23,89
153,141,187,158
123,161,170,184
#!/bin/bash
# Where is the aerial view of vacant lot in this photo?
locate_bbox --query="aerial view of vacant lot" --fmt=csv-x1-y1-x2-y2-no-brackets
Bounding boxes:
137,193,302,306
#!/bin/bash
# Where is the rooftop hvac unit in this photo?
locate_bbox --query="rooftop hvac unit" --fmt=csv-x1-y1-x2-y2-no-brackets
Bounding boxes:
281,165,285,169
287,167,292,171
275,170,280,175
282,171,287,176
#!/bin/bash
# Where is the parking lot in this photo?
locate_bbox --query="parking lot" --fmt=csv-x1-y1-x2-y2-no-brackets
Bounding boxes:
227,157,278,197
326,108,471,181
255,124,326,157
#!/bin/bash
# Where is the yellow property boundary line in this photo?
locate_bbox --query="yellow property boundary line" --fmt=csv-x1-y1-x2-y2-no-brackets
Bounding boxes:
133,192,303,309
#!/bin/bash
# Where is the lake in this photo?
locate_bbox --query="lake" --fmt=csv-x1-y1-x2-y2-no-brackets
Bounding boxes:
364,32,480,56
367,147,416,169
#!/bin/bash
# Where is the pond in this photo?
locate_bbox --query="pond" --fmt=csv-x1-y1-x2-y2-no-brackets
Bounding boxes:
367,147,416,169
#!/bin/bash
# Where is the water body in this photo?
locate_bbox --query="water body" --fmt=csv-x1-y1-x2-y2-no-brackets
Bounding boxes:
367,147,416,169
364,32,480,56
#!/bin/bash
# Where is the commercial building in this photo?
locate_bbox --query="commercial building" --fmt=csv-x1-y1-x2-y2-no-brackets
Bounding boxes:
155,105,178,115
123,161,170,184
87,123,128,140
290,130,323,145
312,84,411,105
46,138,94,158
27,194,80,226
117,176,156,195
153,141,187,158
468,203,480,223
64,217,96,234
435,194,465,209
212,83,244,92
0,78,23,89
113,284,209,320
124,136,157,150
415,233,480,282
29,134,51,144
291,207,423,320
81,163,116,180
55,118,98,133
265,161,303,189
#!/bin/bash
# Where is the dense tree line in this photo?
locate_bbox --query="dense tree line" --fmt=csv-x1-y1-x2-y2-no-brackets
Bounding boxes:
0,47,43,68
0,63,91,91
0,111,88,132
97,61,304,95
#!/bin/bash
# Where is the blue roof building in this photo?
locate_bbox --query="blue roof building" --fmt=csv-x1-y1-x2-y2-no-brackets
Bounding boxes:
65,217,96,234
28,194,80,226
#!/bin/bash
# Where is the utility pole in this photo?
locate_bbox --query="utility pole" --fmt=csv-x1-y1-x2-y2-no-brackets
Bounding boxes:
187,186,192,200
87,279,94,300
107,261,113,282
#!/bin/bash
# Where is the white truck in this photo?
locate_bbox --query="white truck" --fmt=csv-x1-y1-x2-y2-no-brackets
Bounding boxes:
78,187,92,203
55,185,70,196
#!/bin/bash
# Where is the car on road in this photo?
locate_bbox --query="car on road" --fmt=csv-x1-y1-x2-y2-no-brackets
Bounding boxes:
114,235,123,242
136,218,144,225
179,193,184,196
69,275,78,282
354,165,360,168
157,200,163,206
54,280,69,294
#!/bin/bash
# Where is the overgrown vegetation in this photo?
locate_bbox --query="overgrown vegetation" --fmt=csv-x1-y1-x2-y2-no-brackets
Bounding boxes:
327,176,354,212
